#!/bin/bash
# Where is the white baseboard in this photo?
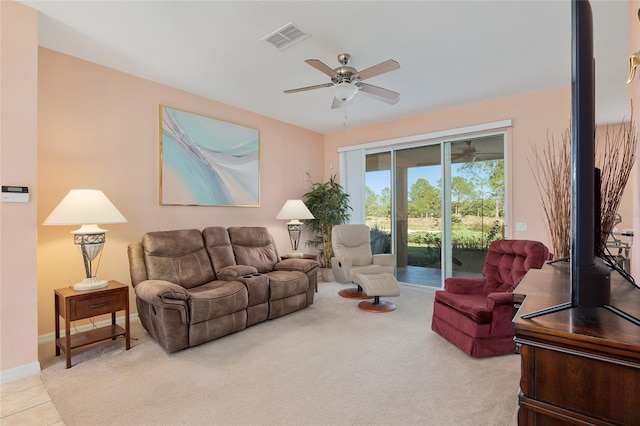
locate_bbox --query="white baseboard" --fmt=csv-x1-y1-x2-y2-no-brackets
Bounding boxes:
38,313,140,345
0,362,41,385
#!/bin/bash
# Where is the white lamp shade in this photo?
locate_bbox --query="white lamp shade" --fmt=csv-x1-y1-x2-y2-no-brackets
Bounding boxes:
330,82,358,102
44,189,127,226
276,199,314,220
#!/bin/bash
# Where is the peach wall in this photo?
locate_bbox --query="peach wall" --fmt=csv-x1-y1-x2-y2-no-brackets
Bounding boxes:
324,87,573,251
37,48,324,336
631,0,640,279
0,1,39,378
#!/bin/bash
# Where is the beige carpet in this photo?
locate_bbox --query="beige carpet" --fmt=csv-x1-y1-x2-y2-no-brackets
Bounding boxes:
40,281,520,426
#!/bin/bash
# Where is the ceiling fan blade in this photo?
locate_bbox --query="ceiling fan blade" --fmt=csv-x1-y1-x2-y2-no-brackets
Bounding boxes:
357,83,400,104
305,59,338,78
331,97,344,109
284,82,333,94
356,59,400,81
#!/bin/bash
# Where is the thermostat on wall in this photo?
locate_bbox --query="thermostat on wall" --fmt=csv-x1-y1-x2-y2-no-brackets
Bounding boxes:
2,186,29,203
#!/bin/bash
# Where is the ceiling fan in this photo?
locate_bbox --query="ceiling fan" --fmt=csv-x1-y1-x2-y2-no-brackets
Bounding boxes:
284,53,400,109
452,141,503,162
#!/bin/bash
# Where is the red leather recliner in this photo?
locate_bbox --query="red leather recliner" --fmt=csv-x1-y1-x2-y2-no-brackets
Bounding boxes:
431,239,550,357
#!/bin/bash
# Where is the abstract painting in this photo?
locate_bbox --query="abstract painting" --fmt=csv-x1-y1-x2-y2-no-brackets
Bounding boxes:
160,106,260,206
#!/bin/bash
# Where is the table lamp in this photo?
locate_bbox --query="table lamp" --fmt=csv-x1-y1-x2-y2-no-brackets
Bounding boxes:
44,189,127,291
276,199,314,258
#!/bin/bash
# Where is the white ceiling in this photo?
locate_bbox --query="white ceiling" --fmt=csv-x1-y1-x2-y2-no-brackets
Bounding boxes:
19,0,633,134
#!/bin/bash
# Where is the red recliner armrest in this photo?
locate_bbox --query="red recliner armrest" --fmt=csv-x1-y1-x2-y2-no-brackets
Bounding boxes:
486,292,514,310
486,291,517,337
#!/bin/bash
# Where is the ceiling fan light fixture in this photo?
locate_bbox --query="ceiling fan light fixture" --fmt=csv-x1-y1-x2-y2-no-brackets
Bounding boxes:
330,82,358,102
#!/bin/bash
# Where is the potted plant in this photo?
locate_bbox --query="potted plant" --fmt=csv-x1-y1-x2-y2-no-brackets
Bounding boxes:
303,174,352,279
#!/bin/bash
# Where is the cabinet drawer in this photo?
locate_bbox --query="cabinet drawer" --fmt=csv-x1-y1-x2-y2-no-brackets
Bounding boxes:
70,291,126,320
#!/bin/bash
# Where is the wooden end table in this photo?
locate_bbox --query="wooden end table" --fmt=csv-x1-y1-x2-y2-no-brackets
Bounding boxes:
54,280,130,368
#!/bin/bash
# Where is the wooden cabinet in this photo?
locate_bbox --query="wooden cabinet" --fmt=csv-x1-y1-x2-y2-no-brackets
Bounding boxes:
513,264,640,425
55,281,130,368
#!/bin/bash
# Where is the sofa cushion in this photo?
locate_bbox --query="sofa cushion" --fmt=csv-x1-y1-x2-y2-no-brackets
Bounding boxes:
188,280,248,324
228,227,279,273
202,226,237,273
142,229,215,289
434,290,492,324
233,244,278,273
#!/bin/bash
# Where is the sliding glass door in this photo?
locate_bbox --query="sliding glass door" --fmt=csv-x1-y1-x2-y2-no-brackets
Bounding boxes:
447,135,504,279
394,145,442,284
365,144,443,286
364,134,504,287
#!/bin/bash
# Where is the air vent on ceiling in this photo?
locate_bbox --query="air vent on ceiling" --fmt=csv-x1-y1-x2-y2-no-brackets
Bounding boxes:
262,22,310,50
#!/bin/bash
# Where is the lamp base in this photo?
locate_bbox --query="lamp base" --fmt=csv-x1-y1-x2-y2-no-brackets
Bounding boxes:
73,277,108,291
286,251,304,258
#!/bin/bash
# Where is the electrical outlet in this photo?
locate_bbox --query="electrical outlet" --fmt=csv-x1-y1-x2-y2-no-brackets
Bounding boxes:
516,222,527,232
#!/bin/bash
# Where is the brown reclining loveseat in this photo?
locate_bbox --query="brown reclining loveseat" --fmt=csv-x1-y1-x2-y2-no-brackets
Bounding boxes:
128,226,318,352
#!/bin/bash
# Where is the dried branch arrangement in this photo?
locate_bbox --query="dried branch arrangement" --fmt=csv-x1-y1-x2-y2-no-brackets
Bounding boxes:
596,108,638,247
529,106,637,260
529,130,571,259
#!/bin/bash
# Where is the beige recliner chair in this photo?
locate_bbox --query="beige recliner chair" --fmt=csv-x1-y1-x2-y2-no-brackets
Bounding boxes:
331,224,396,299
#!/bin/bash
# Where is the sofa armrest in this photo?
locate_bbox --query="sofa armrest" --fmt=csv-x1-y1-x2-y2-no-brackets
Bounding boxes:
274,258,319,274
486,291,517,336
372,253,396,267
217,265,258,280
486,292,514,310
444,277,486,294
135,280,190,305
135,280,190,325
331,257,352,283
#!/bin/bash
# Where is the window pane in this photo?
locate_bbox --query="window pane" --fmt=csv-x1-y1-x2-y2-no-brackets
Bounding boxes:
365,152,392,254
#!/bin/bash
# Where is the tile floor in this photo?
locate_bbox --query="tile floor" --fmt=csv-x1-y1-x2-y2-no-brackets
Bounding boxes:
0,374,63,426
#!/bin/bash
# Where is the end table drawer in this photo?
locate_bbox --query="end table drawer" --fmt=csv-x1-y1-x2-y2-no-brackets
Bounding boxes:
71,291,126,320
